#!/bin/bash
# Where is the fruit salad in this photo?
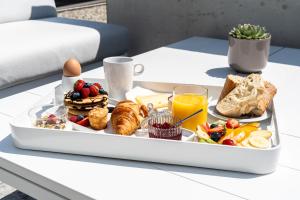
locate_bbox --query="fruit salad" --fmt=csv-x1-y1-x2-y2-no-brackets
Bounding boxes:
35,114,66,129
196,119,272,149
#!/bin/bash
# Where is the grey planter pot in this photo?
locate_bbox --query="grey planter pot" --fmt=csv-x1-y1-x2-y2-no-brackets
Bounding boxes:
228,36,271,73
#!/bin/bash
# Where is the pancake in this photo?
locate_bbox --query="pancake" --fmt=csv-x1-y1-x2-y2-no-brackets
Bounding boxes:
64,93,108,106
68,102,108,110
68,108,91,116
64,92,108,117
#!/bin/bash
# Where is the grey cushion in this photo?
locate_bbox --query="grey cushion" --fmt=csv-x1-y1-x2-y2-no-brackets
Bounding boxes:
41,17,129,59
0,0,57,24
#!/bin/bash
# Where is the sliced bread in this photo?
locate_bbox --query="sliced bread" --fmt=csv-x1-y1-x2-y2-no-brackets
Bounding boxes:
251,81,277,116
216,74,265,117
217,74,277,117
218,74,244,102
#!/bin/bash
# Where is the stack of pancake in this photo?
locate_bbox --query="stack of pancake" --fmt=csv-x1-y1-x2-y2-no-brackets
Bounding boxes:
64,93,108,116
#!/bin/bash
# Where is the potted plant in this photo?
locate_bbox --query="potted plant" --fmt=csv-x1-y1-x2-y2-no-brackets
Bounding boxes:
228,24,271,73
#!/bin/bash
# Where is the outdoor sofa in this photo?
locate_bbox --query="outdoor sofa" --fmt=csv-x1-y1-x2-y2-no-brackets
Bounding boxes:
0,0,129,89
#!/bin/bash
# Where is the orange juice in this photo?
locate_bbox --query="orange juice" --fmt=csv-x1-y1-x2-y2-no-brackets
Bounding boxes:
172,93,208,131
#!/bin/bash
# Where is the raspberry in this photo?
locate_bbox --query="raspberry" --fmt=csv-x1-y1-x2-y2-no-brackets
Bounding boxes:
69,116,78,123
81,88,90,98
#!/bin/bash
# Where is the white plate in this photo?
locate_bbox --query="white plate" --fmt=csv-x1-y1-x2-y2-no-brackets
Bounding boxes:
208,99,272,123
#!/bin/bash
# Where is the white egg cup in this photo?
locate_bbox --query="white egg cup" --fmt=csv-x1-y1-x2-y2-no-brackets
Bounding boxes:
62,75,82,94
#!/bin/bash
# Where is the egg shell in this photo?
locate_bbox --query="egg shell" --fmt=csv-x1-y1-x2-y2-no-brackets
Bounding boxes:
63,58,81,77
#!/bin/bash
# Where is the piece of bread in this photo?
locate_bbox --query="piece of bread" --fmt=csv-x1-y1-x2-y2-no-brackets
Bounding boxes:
217,74,277,117
111,100,148,135
251,81,277,116
216,74,265,117
218,75,244,102
88,107,108,130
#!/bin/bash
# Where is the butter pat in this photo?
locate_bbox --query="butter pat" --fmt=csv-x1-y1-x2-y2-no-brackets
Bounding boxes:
136,94,171,109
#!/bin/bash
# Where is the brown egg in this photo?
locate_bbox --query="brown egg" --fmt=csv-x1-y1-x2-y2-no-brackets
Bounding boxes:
63,58,81,77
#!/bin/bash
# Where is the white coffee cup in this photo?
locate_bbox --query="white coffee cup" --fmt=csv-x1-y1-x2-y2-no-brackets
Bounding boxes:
103,56,144,100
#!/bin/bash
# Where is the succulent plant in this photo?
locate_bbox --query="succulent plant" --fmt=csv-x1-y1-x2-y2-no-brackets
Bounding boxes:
229,24,271,40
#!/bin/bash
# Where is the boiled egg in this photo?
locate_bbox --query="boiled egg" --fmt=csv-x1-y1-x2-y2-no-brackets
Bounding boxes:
63,58,81,77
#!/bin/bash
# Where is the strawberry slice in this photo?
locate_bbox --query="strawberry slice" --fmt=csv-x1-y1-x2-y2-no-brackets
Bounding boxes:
208,126,225,134
226,118,239,129
74,80,85,92
89,85,99,97
222,139,236,146
76,117,90,127
200,122,210,133
93,83,102,89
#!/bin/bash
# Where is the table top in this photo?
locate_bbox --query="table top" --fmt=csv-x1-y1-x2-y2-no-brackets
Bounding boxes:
1,37,300,200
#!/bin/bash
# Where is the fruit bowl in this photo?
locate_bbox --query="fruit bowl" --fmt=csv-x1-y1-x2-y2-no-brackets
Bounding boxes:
28,104,71,130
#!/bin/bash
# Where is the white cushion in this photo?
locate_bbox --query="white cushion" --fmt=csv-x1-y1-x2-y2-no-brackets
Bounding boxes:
0,0,56,24
0,20,100,88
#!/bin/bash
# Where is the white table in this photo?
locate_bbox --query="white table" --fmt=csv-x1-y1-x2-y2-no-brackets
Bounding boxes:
1,37,300,200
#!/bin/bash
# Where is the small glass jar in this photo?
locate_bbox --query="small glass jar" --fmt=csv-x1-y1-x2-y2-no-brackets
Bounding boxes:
148,112,182,140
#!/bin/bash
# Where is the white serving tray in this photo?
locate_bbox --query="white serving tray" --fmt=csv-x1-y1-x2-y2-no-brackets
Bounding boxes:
10,79,281,174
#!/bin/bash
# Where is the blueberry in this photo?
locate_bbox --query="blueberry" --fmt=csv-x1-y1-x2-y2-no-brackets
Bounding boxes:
99,89,108,95
77,115,84,121
108,106,114,113
84,83,92,88
210,123,218,129
210,132,222,142
71,92,81,100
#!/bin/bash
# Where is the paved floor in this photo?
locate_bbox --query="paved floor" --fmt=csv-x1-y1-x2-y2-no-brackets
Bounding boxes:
0,3,107,200
58,2,107,22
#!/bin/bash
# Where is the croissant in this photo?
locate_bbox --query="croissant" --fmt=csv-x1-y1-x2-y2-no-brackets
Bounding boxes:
111,100,148,135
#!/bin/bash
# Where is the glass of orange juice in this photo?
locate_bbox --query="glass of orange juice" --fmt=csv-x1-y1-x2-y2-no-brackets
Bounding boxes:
172,85,208,131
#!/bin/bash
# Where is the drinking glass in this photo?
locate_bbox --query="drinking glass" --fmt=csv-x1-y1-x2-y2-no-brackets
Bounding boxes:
172,85,208,131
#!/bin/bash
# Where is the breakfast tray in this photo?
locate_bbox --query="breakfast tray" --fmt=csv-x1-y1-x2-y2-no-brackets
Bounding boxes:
10,78,281,174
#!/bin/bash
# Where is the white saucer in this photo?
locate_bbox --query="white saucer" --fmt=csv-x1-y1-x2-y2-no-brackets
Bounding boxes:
208,99,272,123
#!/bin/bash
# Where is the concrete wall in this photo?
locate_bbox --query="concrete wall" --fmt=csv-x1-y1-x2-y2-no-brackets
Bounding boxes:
107,0,300,55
